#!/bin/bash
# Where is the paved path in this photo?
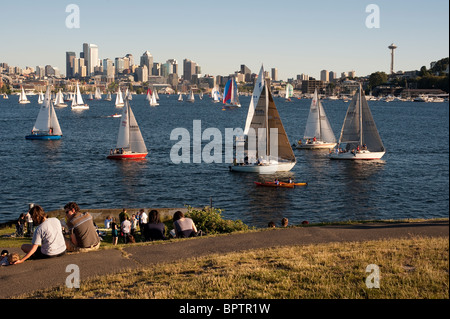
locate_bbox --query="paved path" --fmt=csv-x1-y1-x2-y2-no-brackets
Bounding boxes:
0,220,448,298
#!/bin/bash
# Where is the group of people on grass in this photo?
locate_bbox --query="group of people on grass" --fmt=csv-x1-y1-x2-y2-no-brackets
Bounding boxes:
2,203,201,266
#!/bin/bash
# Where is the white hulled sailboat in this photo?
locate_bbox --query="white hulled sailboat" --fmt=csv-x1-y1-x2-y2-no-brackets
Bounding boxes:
107,99,148,160
229,66,296,173
297,88,336,149
330,84,385,160
19,87,30,104
71,83,89,109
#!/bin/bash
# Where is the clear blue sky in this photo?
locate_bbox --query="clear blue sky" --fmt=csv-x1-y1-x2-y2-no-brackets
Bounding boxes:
1,0,448,80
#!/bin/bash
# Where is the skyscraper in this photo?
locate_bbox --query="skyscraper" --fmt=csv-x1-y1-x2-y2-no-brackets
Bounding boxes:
320,70,329,82
140,51,153,77
66,52,76,78
82,43,99,76
271,68,278,81
183,59,197,82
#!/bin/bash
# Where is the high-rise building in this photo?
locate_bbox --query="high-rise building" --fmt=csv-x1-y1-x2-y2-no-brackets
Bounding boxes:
66,52,76,78
36,66,45,79
140,51,153,77
348,70,356,78
271,68,278,81
329,71,336,82
136,65,148,82
82,43,99,76
115,57,125,75
125,54,134,68
241,65,251,75
103,58,114,81
320,70,329,82
183,59,197,82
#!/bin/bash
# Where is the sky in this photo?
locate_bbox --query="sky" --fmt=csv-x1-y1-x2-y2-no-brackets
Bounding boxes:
0,0,448,80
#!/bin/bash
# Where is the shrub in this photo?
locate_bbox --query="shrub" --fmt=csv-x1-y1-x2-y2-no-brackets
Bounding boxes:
185,206,249,235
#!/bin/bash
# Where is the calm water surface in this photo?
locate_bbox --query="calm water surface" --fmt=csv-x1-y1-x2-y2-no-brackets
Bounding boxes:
0,94,448,227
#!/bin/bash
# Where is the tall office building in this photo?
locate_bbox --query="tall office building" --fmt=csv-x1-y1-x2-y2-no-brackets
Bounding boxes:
140,51,153,77
115,57,125,75
82,43,99,76
183,59,197,82
271,68,278,81
103,58,114,81
320,70,329,82
66,52,76,78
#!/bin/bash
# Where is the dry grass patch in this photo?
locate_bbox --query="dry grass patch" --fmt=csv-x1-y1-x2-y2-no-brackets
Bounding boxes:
19,236,449,299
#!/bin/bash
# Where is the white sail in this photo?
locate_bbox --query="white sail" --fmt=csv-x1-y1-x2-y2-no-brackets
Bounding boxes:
187,90,195,102
178,93,183,102
244,65,265,136
95,87,102,100
115,100,147,154
54,89,67,107
150,90,159,106
19,87,30,104
146,89,151,101
154,89,159,100
71,82,88,109
106,91,112,101
303,89,336,143
115,88,124,107
285,84,293,99
37,91,44,104
32,86,62,135
75,83,85,105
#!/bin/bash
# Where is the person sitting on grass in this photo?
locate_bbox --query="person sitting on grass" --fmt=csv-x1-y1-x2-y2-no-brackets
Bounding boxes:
172,211,200,238
13,205,66,264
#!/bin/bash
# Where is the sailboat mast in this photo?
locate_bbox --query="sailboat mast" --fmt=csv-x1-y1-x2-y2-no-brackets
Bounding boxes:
359,85,363,146
265,82,269,158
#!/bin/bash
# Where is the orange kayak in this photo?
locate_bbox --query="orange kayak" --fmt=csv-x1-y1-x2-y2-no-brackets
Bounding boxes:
254,182,295,188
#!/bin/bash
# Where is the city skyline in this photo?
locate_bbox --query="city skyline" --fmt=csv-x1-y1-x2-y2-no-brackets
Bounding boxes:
1,0,448,80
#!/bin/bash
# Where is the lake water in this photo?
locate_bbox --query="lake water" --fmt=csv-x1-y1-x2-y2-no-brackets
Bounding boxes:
0,93,448,227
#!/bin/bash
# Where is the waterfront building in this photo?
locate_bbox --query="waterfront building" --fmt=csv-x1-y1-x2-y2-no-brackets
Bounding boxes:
301,80,325,94
135,65,148,82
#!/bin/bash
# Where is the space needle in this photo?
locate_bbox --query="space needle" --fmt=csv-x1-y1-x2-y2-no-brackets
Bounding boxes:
388,43,397,74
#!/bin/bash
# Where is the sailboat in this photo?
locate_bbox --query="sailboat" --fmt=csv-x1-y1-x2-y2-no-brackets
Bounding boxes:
297,88,336,149
19,87,30,104
178,93,183,102
229,66,296,173
199,91,203,100
37,91,44,104
145,88,152,102
87,92,94,100
149,90,159,106
25,86,62,140
94,87,102,100
187,90,195,103
54,89,67,107
223,77,241,107
212,86,220,103
285,84,293,102
71,83,89,109
3,93,8,99
330,84,385,160
105,91,112,101
107,99,148,160
115,88,124,107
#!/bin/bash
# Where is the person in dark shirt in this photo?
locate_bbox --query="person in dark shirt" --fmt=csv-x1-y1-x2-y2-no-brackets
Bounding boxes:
144,210,166,241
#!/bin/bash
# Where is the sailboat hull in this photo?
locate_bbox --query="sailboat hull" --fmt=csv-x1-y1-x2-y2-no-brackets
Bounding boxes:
229,162,296,174
297,141,337,149
107,153,147,160
329,150,385,160
19,101,31,104
25,134,61,140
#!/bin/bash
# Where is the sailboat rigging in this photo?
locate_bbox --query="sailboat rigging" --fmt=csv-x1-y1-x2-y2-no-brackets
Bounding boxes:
330,84,385,160
107,99,148,160
25,86,62,140
297,88,336,149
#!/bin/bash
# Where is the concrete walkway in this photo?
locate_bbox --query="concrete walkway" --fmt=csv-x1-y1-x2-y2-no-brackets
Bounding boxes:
0,220,448,298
